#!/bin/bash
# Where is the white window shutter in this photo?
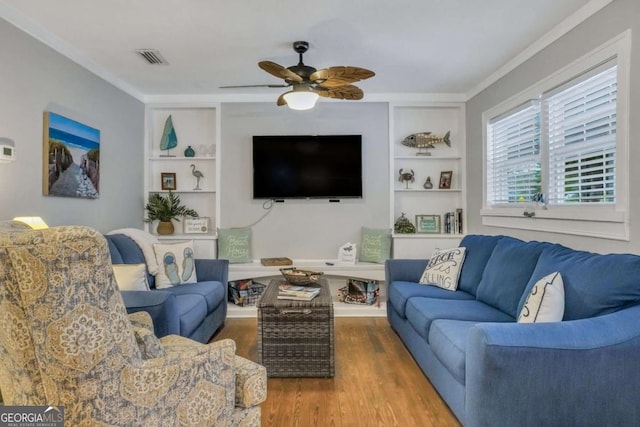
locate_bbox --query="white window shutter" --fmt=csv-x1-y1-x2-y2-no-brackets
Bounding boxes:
545,64,617,204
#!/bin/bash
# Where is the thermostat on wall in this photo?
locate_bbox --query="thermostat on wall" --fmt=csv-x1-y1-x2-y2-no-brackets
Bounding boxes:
0,138,15,163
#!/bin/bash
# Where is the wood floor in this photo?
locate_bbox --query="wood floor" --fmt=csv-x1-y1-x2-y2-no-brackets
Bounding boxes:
213,317,461,427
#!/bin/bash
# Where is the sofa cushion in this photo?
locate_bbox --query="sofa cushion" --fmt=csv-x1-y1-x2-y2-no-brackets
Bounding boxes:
389,281,475,318
112,263,150,291
161,281,225,313
519,244,640,320
359,227,392,264
419,247,467,291
457,235,503,296
175,294,208,337
153,241,198,288
518,272,564,323
475,237,550,318
218,227,253,263
405,297,514,342
429,320,479,385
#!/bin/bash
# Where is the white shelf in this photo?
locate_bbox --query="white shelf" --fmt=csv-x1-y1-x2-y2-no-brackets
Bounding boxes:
229,260,385,282
149,189,216,194
149,156,215,161
394,155,462,160
395,188,462,193
393,233,465,239
156,234,217,240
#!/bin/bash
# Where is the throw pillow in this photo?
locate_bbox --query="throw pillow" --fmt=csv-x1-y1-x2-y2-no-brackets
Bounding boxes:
359,227,392,264
518,272,565,323
419,247,467,291
112,263,150,291
218,227,253,264
152,241,198,288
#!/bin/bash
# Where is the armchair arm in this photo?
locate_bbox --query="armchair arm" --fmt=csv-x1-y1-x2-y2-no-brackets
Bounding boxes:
385,259,428,283
195,258,229,283
128,311,154,331
465,305,640,427
121,290,179,338
117,338,238,426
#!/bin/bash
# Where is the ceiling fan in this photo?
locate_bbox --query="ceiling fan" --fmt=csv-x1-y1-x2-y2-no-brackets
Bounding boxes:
220,41,375,110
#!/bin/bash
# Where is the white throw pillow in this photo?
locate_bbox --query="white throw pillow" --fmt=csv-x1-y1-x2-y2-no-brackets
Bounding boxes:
153,241,198,288
518,272,565,323
419,247,467,291
112,264,150,291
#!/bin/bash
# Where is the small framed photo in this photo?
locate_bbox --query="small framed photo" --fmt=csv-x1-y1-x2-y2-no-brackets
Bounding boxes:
416,214,441,234
161,172,177,190
439,171,453,189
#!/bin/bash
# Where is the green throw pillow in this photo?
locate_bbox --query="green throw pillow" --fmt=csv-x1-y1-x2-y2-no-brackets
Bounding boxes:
218,227,252,263
359,227,392,264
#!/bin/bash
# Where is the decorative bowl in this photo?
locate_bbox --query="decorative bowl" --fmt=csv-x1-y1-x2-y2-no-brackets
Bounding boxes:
279,267,324,286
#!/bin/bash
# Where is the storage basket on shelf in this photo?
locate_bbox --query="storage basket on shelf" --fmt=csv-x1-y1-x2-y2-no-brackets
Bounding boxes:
279,267,324,286
228,279,267,307
338,278,380,306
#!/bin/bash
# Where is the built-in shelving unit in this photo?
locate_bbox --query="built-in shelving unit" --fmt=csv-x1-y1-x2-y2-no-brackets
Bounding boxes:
389,102,467,258
226,261,387,318
144,104,220,258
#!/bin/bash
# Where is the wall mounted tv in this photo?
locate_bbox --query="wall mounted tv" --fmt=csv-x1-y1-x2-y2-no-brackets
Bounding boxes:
253,135,363,199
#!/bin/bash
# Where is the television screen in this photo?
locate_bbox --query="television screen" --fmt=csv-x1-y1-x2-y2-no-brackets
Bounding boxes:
253,135,363,199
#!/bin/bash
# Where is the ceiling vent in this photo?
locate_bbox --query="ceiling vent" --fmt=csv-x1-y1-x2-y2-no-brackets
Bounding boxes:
135,49,169,65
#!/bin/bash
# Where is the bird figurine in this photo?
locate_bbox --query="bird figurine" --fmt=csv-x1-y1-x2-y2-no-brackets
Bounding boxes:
190,164,204,190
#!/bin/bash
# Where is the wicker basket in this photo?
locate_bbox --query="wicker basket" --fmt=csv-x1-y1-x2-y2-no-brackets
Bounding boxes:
279,267,324,286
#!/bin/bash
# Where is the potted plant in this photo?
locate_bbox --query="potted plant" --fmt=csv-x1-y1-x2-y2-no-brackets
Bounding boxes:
144,192,199,235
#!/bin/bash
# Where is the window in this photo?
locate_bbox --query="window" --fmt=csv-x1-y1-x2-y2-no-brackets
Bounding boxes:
487,62,616,207
481,32,630,240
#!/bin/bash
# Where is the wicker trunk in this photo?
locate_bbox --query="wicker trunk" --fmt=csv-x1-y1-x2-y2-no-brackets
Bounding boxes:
257,279,335,377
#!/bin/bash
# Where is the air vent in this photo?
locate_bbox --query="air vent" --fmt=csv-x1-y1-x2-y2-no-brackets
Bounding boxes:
135,49,169,65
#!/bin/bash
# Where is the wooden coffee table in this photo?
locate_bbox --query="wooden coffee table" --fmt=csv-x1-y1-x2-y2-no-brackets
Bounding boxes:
257,278,334,377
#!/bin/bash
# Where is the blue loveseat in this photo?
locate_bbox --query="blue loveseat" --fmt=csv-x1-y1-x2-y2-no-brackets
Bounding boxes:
106,233,228,343
386,234,640,426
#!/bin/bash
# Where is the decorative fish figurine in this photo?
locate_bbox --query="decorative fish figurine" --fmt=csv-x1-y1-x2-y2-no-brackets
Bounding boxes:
401,131,451,156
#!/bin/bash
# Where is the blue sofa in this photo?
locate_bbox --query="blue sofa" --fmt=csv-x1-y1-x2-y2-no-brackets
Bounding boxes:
386,234,640,426
105,233,229,343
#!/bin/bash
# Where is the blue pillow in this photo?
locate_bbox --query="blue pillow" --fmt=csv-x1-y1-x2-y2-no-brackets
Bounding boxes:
519,244,640,320
475,237,550,318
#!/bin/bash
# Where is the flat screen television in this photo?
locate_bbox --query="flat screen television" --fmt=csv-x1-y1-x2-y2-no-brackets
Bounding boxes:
253,135,363,199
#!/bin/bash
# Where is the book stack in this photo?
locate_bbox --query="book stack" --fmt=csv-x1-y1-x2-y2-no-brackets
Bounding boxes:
277,283,321,301
444,208,463,234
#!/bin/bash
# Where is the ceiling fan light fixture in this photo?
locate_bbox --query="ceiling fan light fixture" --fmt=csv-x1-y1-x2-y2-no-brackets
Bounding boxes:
283,89,319,110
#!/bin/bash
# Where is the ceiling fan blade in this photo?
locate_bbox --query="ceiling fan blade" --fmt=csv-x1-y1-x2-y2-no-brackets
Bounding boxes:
219,84,290,88
258,61,303,83
310,66,375,88
313,84,364,100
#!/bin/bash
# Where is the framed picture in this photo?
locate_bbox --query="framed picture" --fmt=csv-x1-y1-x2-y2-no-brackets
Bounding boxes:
416,214,441,234
439,171,453,189
161,172,177,190
184,217,210,234
43,111,100,199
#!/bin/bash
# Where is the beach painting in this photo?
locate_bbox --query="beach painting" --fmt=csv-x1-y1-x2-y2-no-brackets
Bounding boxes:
43,112,100,199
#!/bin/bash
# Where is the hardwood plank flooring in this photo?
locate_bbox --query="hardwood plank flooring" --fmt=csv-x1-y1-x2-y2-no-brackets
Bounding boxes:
213,317,461,427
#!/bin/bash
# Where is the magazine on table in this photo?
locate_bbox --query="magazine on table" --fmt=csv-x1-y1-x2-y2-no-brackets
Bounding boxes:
277,283,321,301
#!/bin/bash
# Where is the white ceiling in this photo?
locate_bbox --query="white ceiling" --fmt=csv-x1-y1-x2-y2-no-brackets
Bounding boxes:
1,0,605,101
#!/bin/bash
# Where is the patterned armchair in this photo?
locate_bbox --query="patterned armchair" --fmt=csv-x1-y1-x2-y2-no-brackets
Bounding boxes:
0,226,266,426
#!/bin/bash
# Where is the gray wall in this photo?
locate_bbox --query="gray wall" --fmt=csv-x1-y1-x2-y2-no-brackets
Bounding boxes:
221,102,389,259
465,0,640,253
0,18,145,232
